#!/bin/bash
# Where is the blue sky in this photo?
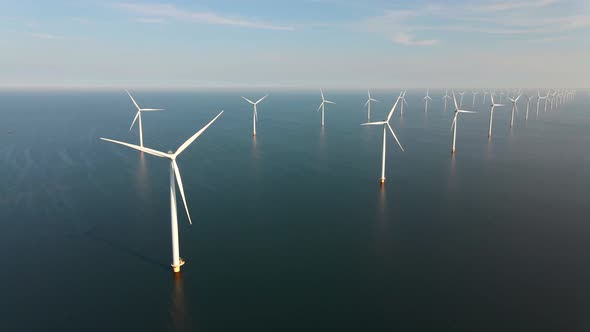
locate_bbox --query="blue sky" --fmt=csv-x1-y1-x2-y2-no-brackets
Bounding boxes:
1,0,588,89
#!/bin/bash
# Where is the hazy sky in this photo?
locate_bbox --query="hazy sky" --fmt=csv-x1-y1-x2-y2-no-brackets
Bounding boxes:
1,0,588,89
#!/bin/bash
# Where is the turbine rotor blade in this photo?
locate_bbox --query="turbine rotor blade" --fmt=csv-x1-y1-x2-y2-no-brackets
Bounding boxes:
172,160,192,225
126,90,141,112
256,95,268,104
317,102,323,112
242,96,255,104
129,111,140,131
325,100,335,104
100,138,169,158
361,121,387,126
387,123,404,152
174,111,224,158
140,108,164,111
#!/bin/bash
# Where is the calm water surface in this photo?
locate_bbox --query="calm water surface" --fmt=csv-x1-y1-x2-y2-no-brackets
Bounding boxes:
1,89,589,331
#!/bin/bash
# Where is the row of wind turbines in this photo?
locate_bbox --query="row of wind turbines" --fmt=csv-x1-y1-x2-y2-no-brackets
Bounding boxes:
100,88,576,273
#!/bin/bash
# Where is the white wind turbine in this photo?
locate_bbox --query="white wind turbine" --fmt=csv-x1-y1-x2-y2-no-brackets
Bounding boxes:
364,90,379,122
538,89,548,114
472,90,479,106
525,95,533,121
442,88,451,112
242,95,268,136
451,91,475,154
482,90,489,105
423,88,432,113
488,93,504,138
458,91,466,108
399,89,408,116
100,111,224,273
361,92,405,184
126,90,164,148
508,94,521,128
317,89,335,127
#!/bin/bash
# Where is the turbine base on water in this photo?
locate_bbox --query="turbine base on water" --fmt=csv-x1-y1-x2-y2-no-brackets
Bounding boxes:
172,258,185,273
380,178,385,184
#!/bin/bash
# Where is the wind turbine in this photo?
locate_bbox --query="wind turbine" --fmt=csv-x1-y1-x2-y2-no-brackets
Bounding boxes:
364,90,379,122
126,90,164,148
451,91,475,154
400,89,408,116
242,95,268,136
361,92,404,184
508,94,521,128
482,90,489,105
317,89,335,127
538,89,548,114
100,111,224,273
472,90,479,106
424,88,432,113
442,88,451,112
525,95,533,121
458,91,465,108
488,93,504,138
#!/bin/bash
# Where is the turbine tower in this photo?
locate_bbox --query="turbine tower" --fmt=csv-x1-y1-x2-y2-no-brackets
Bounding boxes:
317,89,335,127
451,91,475,154
488,94,504,138
126,90,164,148
424,88,432,113
100,111,224,273
361,92,405,184
508,94,521,128
364,90,379,122
525,96,533,121
399,90,408,116
242,95,268,136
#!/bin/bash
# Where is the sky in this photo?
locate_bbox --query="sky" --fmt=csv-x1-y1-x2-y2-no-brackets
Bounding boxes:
0,0,589,89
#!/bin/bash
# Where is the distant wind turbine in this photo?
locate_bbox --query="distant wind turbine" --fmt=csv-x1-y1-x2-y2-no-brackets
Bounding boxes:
488,93,504,138
442,88,451,112
472,90,479,106
458,91,465,108
317,89,335,127
400,90,408,116
126,90,164,148
361,92,405,184
424,88,432,113
242,95,268,136
364,90,379,122
508,94,521,128
482,90,489,105
451,91,475,154
100,111,224,273
525,96,533,121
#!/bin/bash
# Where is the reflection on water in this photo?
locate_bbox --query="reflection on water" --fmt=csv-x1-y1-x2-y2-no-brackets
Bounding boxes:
374,184,392,259
168,273,192,332
135,153,150,201
446,154,457,195
485,138,494,162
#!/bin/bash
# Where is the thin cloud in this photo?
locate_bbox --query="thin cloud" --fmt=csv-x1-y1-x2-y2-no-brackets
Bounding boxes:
475,0,559,12
392,32,440,46
113,3,294,31
31,33,65,40
132,17,165,24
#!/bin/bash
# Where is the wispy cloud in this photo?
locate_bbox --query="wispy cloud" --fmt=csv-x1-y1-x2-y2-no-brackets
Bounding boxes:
131,17,165,24
475,0,559,12
392,32,440,46
113,3,294,31
31,33,65,40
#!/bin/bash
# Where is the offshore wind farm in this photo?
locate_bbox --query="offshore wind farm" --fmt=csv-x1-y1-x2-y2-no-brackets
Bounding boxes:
1,0,589,331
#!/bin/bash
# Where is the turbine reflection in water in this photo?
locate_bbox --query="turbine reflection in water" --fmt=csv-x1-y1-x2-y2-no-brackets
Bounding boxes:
168,273,192,332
